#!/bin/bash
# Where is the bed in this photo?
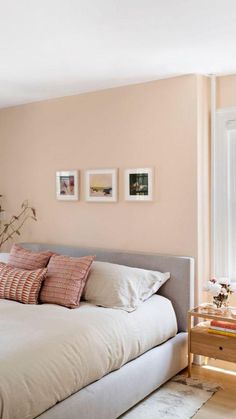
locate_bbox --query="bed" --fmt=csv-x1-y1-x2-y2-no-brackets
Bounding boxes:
0,243,194,419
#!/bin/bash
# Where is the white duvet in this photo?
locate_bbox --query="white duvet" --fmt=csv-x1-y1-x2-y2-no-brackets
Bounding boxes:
0,295,177,419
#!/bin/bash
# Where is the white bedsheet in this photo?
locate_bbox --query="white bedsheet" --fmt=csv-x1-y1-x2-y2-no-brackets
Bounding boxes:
0,295,177,419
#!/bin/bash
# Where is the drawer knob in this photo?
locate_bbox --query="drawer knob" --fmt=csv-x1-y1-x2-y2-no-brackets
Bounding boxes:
219,346,223,351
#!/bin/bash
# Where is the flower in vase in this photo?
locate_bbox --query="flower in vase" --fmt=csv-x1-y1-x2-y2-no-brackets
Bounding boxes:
218,277,231,285
205,277,235,309
209,282,222,297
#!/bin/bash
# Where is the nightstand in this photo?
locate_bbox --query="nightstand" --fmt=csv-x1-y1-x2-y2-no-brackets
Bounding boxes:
188,306,236,377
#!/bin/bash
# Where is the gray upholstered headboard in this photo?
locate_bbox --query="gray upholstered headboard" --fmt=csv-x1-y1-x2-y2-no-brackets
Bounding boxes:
20,243,194,332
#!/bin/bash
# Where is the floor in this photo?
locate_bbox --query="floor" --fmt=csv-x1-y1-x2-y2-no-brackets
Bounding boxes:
189,360,236,419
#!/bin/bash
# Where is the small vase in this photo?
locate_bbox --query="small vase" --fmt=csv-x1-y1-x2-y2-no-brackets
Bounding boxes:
213,295,229,313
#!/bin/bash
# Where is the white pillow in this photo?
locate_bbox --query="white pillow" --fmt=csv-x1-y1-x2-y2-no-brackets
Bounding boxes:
83,261,170,312
0,253,9,263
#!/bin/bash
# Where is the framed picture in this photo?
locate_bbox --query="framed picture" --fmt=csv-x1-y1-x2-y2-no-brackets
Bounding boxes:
125,168,153,201
85,169,117,202
56,170,79,201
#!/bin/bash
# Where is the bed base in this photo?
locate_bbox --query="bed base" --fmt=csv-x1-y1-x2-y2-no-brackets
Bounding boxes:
38,333,187,419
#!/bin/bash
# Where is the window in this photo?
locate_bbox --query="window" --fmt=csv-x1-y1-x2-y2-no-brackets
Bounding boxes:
213,109,236,280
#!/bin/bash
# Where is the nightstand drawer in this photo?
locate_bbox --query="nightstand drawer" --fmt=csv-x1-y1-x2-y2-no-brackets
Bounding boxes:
190,326,236,363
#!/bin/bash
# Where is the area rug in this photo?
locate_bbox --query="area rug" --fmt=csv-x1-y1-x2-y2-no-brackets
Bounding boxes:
121,374,221,419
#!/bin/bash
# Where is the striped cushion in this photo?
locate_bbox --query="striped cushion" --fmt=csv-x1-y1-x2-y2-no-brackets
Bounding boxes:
0,262,47,304
8,244,52,270
40,254,94,308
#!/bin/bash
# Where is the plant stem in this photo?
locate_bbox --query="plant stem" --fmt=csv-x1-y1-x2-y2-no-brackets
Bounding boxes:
0,197,37,249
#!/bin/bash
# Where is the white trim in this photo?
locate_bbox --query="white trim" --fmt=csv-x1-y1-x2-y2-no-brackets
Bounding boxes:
211,75,216,276
213,108,236,281
196,75,211,306
216,107,236,114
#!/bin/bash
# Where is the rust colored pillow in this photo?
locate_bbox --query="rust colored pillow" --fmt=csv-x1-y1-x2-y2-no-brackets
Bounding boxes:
0,262,47,304
8,244,52,270
40,254,94,308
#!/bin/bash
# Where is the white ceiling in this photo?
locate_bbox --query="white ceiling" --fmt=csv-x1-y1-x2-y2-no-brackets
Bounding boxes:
1,0,236,108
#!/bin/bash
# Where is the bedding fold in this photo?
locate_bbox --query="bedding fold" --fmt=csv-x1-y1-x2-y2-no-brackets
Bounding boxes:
0,295,177,419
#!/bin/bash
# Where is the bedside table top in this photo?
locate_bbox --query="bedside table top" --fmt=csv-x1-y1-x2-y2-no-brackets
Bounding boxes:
189,305,236,324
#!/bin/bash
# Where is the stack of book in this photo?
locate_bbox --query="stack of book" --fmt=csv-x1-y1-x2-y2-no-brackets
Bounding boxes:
208,320,236,337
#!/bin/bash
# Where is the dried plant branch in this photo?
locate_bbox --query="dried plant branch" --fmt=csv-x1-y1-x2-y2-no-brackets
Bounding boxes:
0,197,37,249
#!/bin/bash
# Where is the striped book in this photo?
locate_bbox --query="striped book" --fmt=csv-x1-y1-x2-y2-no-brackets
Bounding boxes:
210,320,236,330
208,319,236,337
208,329,236,338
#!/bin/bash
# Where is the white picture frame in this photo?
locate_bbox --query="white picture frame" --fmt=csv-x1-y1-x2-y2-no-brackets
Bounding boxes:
85,169,118,202
124,168,153,201
56,170,79,201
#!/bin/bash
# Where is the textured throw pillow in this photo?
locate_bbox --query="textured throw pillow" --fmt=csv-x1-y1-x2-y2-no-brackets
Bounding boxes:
83,261,170,312
40,254,95,308
8,244,52,270
0,262,47,304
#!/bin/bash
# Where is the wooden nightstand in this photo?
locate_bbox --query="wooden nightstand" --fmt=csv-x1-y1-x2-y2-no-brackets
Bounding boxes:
188,306,236,377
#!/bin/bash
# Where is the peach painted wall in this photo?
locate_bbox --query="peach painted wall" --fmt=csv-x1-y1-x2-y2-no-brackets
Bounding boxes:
0,75,200,259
